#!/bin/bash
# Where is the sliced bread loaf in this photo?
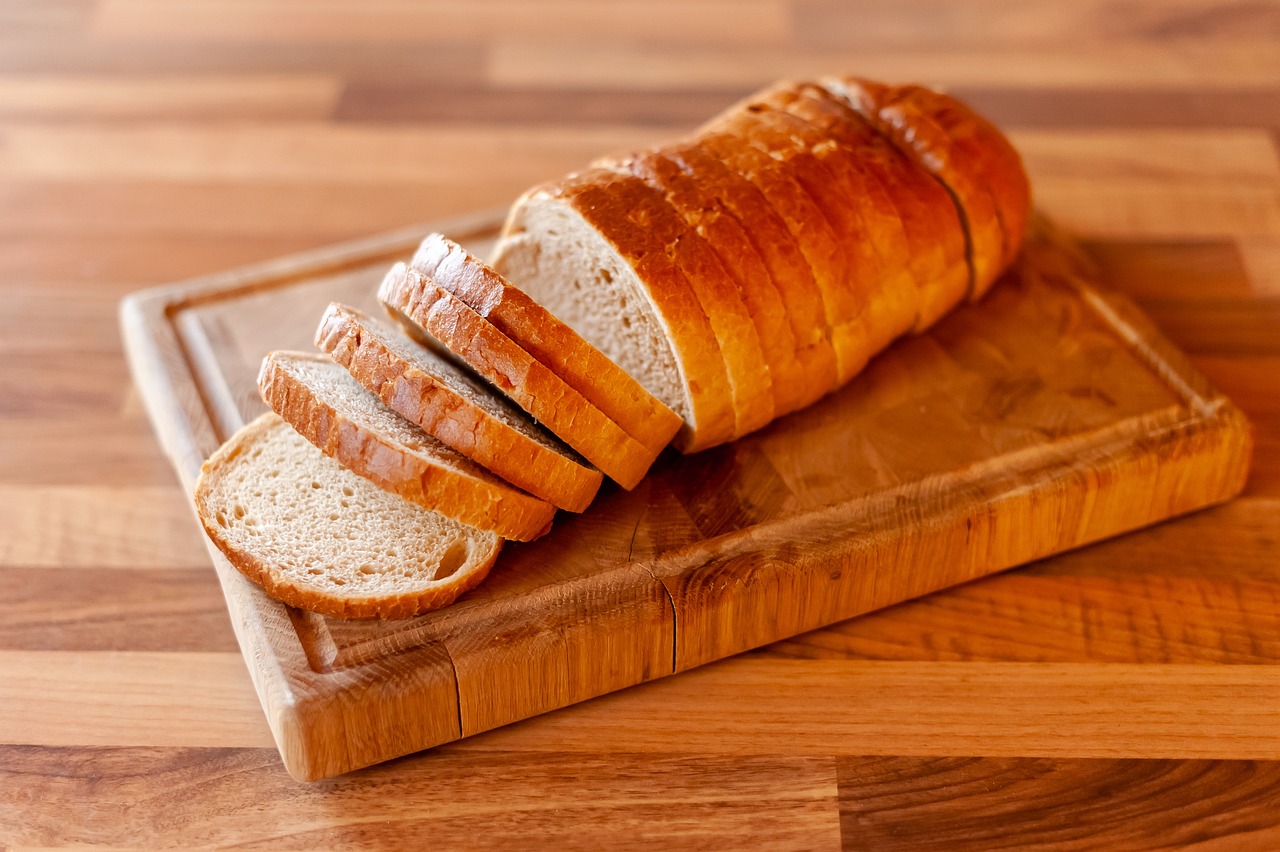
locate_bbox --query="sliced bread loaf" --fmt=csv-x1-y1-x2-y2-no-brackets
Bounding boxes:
315,302,603,513
409,233,682,455
258,350,556,541
491,170,737,452
822,77,1010,300
194,412,503,619
378,263,659,488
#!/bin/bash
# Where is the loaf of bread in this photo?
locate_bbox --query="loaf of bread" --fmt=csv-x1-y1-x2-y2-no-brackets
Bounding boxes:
194,76,1031,618
493,76,1030,451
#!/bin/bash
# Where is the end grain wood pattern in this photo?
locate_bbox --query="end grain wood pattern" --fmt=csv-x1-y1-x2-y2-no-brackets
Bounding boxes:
121,212,1250,781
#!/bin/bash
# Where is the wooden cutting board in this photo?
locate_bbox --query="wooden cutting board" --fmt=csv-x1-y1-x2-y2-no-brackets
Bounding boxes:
120,211,1251,781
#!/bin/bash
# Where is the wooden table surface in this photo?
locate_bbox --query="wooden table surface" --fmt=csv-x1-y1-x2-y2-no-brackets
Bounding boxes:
3,1,1279,848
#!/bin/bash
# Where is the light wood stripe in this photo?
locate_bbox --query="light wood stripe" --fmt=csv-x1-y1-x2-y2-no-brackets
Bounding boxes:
0,651,273,748
455,659,1280,759
92,0,792,45
0,74,342,120
0,123,665,183
0,486,208,568
5,655,1277,757
486,41,1280,90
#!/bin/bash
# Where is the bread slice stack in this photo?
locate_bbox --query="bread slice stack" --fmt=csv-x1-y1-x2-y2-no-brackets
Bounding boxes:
195,76,1031,619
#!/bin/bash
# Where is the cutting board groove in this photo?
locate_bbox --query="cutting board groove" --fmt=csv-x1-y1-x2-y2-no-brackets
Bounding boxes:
120,212,1250,781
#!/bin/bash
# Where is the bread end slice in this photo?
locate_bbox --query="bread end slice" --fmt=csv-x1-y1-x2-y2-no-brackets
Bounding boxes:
194,412,503,620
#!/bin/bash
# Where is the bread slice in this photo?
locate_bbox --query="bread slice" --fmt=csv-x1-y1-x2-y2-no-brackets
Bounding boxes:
491,170,737,452
701,92,918,366
783,83,970,332
194,412,503,619
577,162,777,438
891,83,1032,274
594,148,809,420
822,77,1009,300
258,350,555,541
410,233,682,456
315,302,603,513
659,139,838,415
378,263,659,487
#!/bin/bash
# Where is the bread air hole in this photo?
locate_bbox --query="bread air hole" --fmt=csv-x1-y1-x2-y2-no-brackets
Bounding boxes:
434,542,467,580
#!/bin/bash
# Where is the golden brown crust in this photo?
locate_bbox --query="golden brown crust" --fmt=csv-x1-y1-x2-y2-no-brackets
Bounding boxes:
710,88,919,363
315,302,603,512
786,83,970,332
826,76,1007,300
258,351,556,541
892,84,1032,275
586,157,781,436
692,122,872,384
379,263,659,487
412,233,682,456
193,413,503,620
543,168,774,445
658,140,838,415
603,147,811,419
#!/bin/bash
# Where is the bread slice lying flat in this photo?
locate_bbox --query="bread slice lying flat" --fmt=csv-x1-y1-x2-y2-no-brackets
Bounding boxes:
378,263,657,489
195,412,503,619
411,233,683,456
315,302,603,512
259,350,556,541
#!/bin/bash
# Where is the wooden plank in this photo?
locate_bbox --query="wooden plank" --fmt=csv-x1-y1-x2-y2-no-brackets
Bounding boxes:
486,41,1280,90
836,756,1280,850
0,567,237,652
454,659,1280,760
0,485,208,568
0,651,275,747
0,123,664,183
92,0,792,46
0,747,841,849
0,74,342,120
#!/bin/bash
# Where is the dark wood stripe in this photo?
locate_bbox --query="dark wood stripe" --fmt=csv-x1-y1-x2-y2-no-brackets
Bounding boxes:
1136,298,1280,355
0,567,237,652
334,83,751,127
1084,239,1253,300
838,756,1280,850
0,746,838,847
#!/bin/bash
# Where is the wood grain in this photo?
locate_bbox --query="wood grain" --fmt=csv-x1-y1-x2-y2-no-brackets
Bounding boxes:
5,0,1279,843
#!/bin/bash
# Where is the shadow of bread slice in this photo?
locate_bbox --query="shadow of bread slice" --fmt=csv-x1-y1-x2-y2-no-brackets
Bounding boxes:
412,234,683,456
258,350,555,541
194,412,503,619
378,263,657,489
316,302,602,513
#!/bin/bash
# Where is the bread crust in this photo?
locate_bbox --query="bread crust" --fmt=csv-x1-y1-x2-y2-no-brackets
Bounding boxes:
692,122,872,383
585,158,778,437
823,77,1007,300
529,170,738,451
379,262,659,487
785,83,970,332
315,302,603,512
602,147,811,419
709,89,918,364
659,140,838,414
194,413,503,619
258,351,556,541
893,84,1032,275
412,233,682,456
